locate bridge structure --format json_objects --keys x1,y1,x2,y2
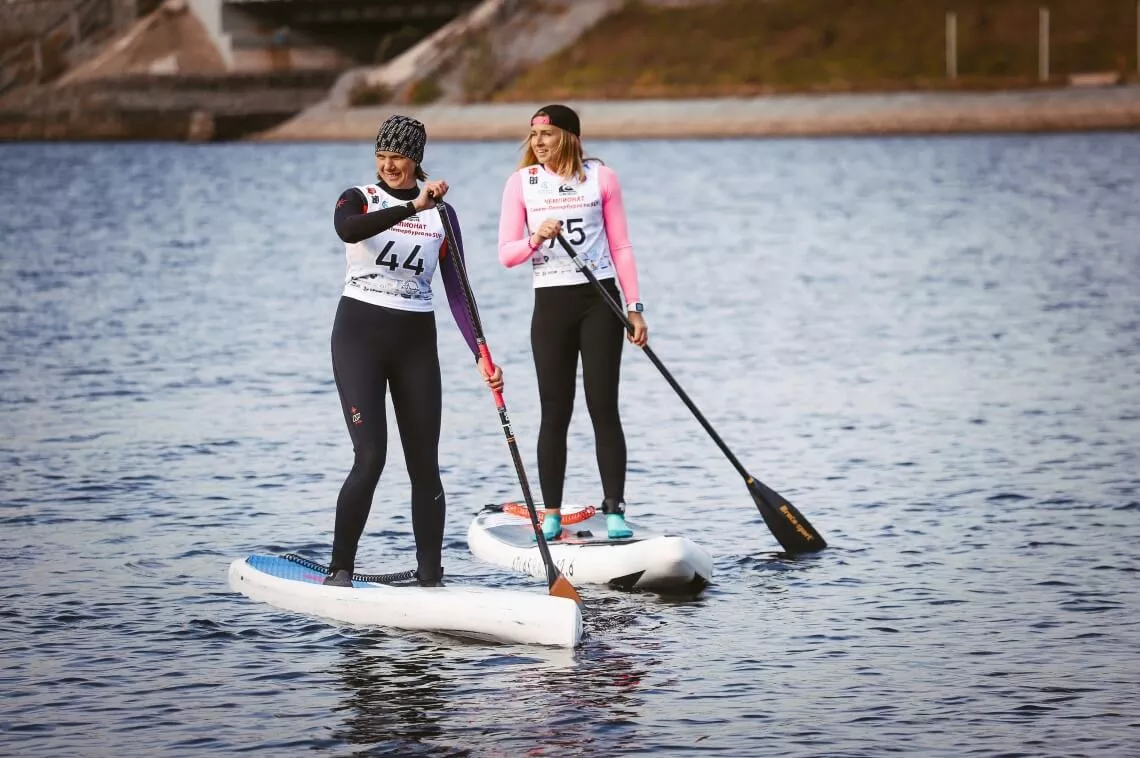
[
  {"x1": 0, "y1": 0, "x2": 495, "y2": 142},
  {"x1": 0, "y1": 0, "x2": 483, "y2": 92},
  {"x1": 219, "y1": 0, "x2": 481, "y2": 71}
]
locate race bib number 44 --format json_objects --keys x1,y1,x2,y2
[{"x1": 373, "y1": 239, "x2": 425, "y2": 275}]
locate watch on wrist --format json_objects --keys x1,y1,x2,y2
[{"x1": 628, "y1": 301, "x2": 644, "y2": 313}]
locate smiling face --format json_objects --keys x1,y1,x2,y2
[
  {"x1": 528, "y1": 125, "x2": 562, "y2": 166},
  {"x1": 374, "y1": 151, "x2": 417, "y2": 189}
]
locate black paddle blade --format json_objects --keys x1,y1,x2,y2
[{"x1": 747, "y1": 477, "x2": 827, "y2": 554}]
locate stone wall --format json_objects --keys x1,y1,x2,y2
[{"x1": 0, "y1": 0, "x2": 151, "y2": 93}]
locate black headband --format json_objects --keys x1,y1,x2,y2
[{"x1": 531, "y1": 104, "x2": 580, "y2": 137}]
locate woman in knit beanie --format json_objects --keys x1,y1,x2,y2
[{"x1": 323, "y1": 114, "x2": 502, "y2": 587}]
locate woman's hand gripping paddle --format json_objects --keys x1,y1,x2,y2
[
  {"x1": 436, "y1": 204, "x2": 581, "y2": 604},
  {"x1": 554, "y1": 233, "x2": 827, "y2": 555}
]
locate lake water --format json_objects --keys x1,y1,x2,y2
[{"x1": 1, "y1": 132, "x2": 1138, "y2": 757}]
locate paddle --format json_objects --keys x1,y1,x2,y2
[
  {"x1": 435, "y1": 201, "x2": 582, "y2": 604},
  {"x1": 553, "y1": 233, "x2": 827, "y2": 555}
]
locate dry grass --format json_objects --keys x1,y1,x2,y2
[{"x1": 495, "y1": 0, "x2": 1139, "y2": 101}]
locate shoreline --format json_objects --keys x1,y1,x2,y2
[{"x1": 255, "y1": 85, "x2": 1140, "y2": 142}]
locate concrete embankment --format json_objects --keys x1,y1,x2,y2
[{"x1": 255, "y1": 85, "x2": 1140, "y2": 143}]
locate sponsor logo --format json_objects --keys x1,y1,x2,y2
[
  {"x1": 350, "y1": 406, "x2": 363, "y2": 426},
  {"x1": 511, "y1": 555, "x2": 574, "y2": 577},
  {"x1": 558, "y1": 184, "x2": 576, "y2": 194},
  {"x1": 528, "y1": 167, "x2": 539, "y2": 175},
  {"x1": 780, "y1": 503, "x2": 817, "y2": 541},
  {"x1": 529, "y1": 176, "x2": 538, "y2": 185}
]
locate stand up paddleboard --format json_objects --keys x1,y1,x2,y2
[
  {"x1": 468, "y1": 503, "x2": 714, "y2": 592},
  {"x1": 228, "y1": 554, "x2": 583, "y2": 648}
]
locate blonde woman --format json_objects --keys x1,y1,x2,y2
[{"x1": 497, "y1": 104, "x2": 648, "y2": 542}]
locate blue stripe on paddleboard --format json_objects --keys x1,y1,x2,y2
[{"x1": 245, "y1": 555, "x2": 376, "y2": 588}]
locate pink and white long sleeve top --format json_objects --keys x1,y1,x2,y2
[{"x1": 497, "y1": 160, "x2": 641, "y2": 304}]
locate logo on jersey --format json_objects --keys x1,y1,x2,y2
[
  {"x1": 558, "y1": 184, "x2": 576, "y2": 194},
  {"x1": 350, "y1": 406, "x2": 363, "y2": 426}
]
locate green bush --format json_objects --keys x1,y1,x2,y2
[
  {"x1": 348, "y1": 80, "x2": 391, "y2": 106},
  {"x1": 407, "y1": 77, "x2": 442, "y2": 104}
]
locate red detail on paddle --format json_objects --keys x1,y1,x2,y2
[{"x1": 478, "y1": 343, "x2": 503, "y2": 408}]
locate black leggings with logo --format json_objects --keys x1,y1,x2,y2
[
  {"x1": 531, "y1": 278, "x2": 626, "y2": 510},
  {"x1": 329, "y1": 295, "x2": 445, "y2": 579}
]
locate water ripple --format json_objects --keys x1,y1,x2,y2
[{"x1": 2, "y1": 135, "x2": 1139, "y2": 756}]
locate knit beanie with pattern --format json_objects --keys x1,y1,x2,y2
[{"x1": 374, "y1": 114, "x2": 427, "y2": 164}]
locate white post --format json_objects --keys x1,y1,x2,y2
[
  {"x1": 1039, "y1": 7, "x2": 1050, "y2": 82},
  {"x1": 946, "y1": 11, "x2": 957, "y2": 80}
]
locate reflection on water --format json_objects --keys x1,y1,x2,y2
[
  {"x1": 325, "y1": 631, "x2": 653, "y2": 757},
  {"x1": 333, "y1": 641, "x2": 460, "y2": 756}
]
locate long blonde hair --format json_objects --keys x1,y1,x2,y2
[{"x1": 517, "y1": 128, "x2": 600, "y2": 182}]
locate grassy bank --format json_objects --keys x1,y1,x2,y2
[{"x1": 495, "y1": 0, "x2": 1139, "y2": 101}]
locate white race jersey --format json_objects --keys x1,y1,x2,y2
[
  {"x1": 520, "y1": 161, "x2": 615, "y2": 288},
  {"x1": 342, "y1": 184, "x2": 445, "y2": 312}
]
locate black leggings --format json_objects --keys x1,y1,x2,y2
[
  {"x1": 531, "y1": 279, "x2": 626, "y2": 510},
  {"x1": 329, "y1": 296, "x2": 444, "y2": 577}
]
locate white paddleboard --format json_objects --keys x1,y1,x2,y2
[
  {"x1": 467, "y1": 503, "x2": 714, "y2": 592},
  {"x1": 228, "y1": 554, "x2": 582, "y2": 648}
]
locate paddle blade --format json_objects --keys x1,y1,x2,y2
[
  {"x1": 747, "y1": 477, "x2": 828, "y2": 554},
  {"x1": 549, "y1": 572, "x2": 582, "y2": 605}
]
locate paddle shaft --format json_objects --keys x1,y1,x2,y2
[
  {"x1": 482, "y1": 362, "x2": 562, "y2": 588},
  {"x1": 553, "y1": 234, "x2": 750, "y2": 477},
  {"x1": 436, "y1": 203, "x2": 572, "y2": 592},
  {"x1": 553, "y1": 233, "x2": 826, "y2": 553}
]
